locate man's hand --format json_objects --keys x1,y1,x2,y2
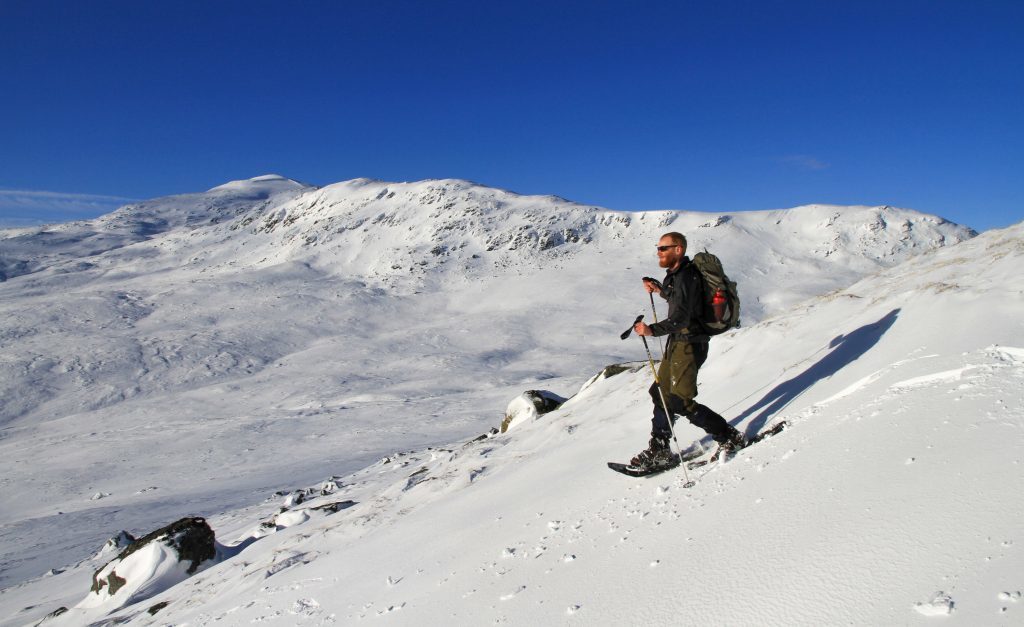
[
  {"x1": 642, "y1": 278, "x2": 661, "y2": 295},
  {"x1": 634, "y1": 321, "x2": 654, "y2": 336}
]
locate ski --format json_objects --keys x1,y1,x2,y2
[{"x1": 687, "y1": 421, "x2": 788, "y2": 469}]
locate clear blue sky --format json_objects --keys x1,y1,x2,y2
[{"x1": 1, "y1": 0, "x2": 1021, "y2": 231}]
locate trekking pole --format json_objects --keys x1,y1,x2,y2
[
  {"x1": 622, "y1": 315, "x2": 696, "y2": 488},
  {"x1": 642, "y1": 277, "x2": 665, "y2": 357},
  {"x1": 648, "y1": 293, "x2": 666, "y2": 357}
]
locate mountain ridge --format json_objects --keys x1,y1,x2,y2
[{"x1": 2, "y1": 176, "x2": 975, "y2": 288}]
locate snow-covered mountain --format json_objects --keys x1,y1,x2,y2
[
  {"x1": 0, "y1": 175, "x2": 309, "y2": 282},
  {"x1": 3, "y1": 175, "x2": 971, "y2": 298},
  {"x1": 0, "y1": 176, "x2": 997, "y2": 625},
  {"x1": 0, "y1": 177, "x2": 974, "y2": 429}
]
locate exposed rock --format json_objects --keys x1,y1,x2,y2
[
  {"x1": 310, "y1": 500, "x2": 358, "y2": 514},
  {"x1": 466, "y1": 427, "x2": 499, "y2": 444},
  {"x1": 595, "y1": 363, "x2": 637, "y2": 379},
  {"x1": 501, "y1": 390, "x2": 568, "y2": 433},
  {"x1": 575, "y1": 362, "x2": 646, "y2": 397},
  {"x1": 90, "y1": 517, "x2": 216, "y2": 597},
  {"x1": 94, "y1": 530, "x2": 136, "y2": 560},
  {"x1": 148, "y1": 601, "x2": 170, "y2": 615},
  {"x1": 108, "y1": 530, "x2": 137, "y2": 548}
]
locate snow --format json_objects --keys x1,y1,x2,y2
[
  {"x1": 0, "y1": 177, "x2": 1019, "y2": 625},
  {"x1": 206, "y1": 174, "x2": 308, "y2": 195},
  {"x1": 915, "y1": 592, "x2": 956, "y2": 616},
  {"x1": 76, "y1": 542, "x2": 194, "y2": 612}
]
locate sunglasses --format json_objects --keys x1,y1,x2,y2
[{"x1": 656, "y1": 245, "x2": 679, "y2": 252}]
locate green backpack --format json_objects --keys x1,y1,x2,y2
[{"x1": 691, "y1": 250, "x2": 740, "y2": 335}]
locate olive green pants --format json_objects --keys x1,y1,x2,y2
[
  {"x1": 648, "y1": 339, "x2": 729, "y2": 439},
  {"x1": 656, "y1": 339, "x2": 704, "y2": 412}
]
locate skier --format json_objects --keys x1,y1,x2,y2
[{"x1": 630, "y1": 232, "x2": 747, "y2": 470}]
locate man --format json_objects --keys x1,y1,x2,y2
[{"x1": 630, "y1": 232, "x2": 746, "y2": 469}]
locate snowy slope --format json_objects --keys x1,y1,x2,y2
[
  {"x1": 17, "y1": 220, "x2": 1022, "y2": 626},
  {"x1": 0, "y1": 177, "x2": 983, "y2": 624}
]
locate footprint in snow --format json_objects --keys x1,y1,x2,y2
[
  {"x1": 291, "y1": 598, "x2": 321, "y2": 616},
  {"x1": 376, "y1": 603, "x2": 405, "y2": 615},
  {"x1": 914, "y1": 591, "x2": 954, "y2": 616},
  {"x1": 500, "y1": 585, "x2": 526, "y2": 601}
]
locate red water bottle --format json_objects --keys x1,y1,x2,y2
[{"x1": 711, "y1": 289, "x2": 727, "y2": 322}]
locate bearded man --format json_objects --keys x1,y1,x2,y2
[{"x1": 630, "y1": 232, "x2": 746, "y2": 469}]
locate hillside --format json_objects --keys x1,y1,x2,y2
[
  {"x1": 0, "y1": 177, "x2": 987, "y2": 624},
  {"x1": 12, "y1": 219, "x2": 1022, "y2": 626}
]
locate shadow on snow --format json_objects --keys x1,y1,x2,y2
[{"x1": 733, "y1": 308, "x2": 901, "y2": 435}]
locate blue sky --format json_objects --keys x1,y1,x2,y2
[{"x1": 1, "y1": 0, "x2": 1021, "y2": 231}]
